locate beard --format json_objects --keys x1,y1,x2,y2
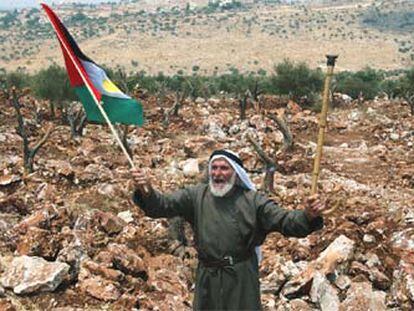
[{"x1": 209, "y1": 172, "x2": 236, "y2": 197}]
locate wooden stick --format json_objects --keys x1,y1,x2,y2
[
  {"x1": 311, "y1": 55, "x2": 338, "y2": 195},
  {"x1": 311, "y1": 55, "x2": 339, "y2": 216}
]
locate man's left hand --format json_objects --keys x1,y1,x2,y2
[{"x1": 304, "y1": 194, "x2": 325, "y2": 220}]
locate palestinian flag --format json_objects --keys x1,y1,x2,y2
[{"x1": 41, "y1": 3, "x2": 143, "y2": 126}]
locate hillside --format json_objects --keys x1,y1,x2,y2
[
  {"x1": 0, "y1": 0, "x2": 413, "y2": 75},
  {"x1": 0, "y1": 90, "x2": 413, "y2": 309}
]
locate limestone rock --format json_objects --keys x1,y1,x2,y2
[
  {"x1": 181, "y1": 158, "x2": 200, "y2": 177},
  {"x1": 310, "y1": 271, "x2": 340, "y2": 311},
  {"x1": 282, "y1": 235, "x2": 355, "y2": 298},
  {"x1": 78, "y1": 275, "x2": 121, "y2": 302},
  {"x1": 1, "y1": 256, "x2": 69, "y2": 294},
  {"x1": 340, "y1": 281, "x2": 386, "y2": 310}
]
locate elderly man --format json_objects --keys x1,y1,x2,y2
[{"x1": 131, "y1": 149, "x2": 325, "y2": 310}]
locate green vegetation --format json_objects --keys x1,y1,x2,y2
[
  {"x1": 2, "y1": 63, "x2": 414, "y2": 113},
  {"x1": 269, "y1": 59, "x2": 324, "y2": 103},
  {"x1": 362, "y1": 7, "x2": 414, "y2": 33},
  {"x1": 335, "y1": 67, "x2": 383, "y2": 100},
  {"x1": 0, "y1": 9, "x2": 19, "y2": 29},
  {"x1": 30, "y1": 65, "x2": 76, "y2": 103}
]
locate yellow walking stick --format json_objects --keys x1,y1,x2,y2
[{"x1": 311, "y1": 55, "x2": 338, "y2": 215}]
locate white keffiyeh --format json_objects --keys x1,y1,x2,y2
[{"x1": 208, "y1": 150, "x2": 262, "y2": 264}]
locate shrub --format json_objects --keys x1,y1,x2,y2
[
  {"x1": 336, "y1": 67, "x2": 383, "y2": 100},
  {"x1": 269, "y1": 59, "x2": 324, "y2": 103},
  {"x1": 31, "y1": 65, "x2": 76, "y2": 102}
]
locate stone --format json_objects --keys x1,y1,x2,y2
[
  {"x1": 365, "y1": 252, "x2": 381, "y2": 268},
  {"x1": 389, "y1": 260, "x2": 414, "y2": 307},
  {"x1": 82, "y1": 260, "x2": 125, "y2": 282},
  {"x1": 95, "y1": 211, "x2": 126, "y2": 235},
  {"x1": 78, "y1": 275, "x2": 121, "y2": 302},
  {"x1": 1, "y1": 256, "x2": 69, "y2": 294},
  {"x1": 117, "y1": 210, "x2": 134, "y2": 223},
  {"x1": 369, "y1": 268, "x2": 391, "y2": 290},
  {"x1": 282, "y1": 235, "x2": 355, "y2": 298},
  {"x1": 16, "y1": 227, "x2": 59, "y2": 259},
  {"x1": 310, "y1": 271, "x2": 340, "y2": 311},
  {"x1": 390, "y1": 133, "x2": 400, "y2": 141},
  {"x1": 348, "y1": 111, "x2": 361, "y2": 121},
  {"x1": 363, "y1": 234, "x2": 376, "y2": 244},
  {"x1": 97, "y1": 183, "x2": 116, "y2": 197},
  {"x1": 289, "y1": 299, "x2": 313, "y2": 310},
  {"x1": 56, "y1": 238, "x2": 87, "y2": 283},
  {"x1": 206, "y1": 122, "x2": 226, "y2": 139},
  {"x1": 335, "y1": 274, "x2": 351, "y2": 291},
  {"x1": 316, "y1": 235, "x2": 355, "y2": 274},
  {"x1": 106, "y1": 243, "x2": 148, "y2": 279},
  {"x1": 0, "y1": 174, "x2": 21, "y2": 186},
  {"x1": 0, "y1": 299, "x2": 16, "y2": 311},
  {"x1": 181, "y1": 158, "x2": 200, "y2": 177},
  {"x1": 340, "y1": 281, "x2": 386, "y2": 310}
]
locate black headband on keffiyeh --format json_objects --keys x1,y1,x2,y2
[
  {"x1": 208, "y1": 149, "x2": 255, "y2": 191},
  {"x1": 209, "y1": 149, "x2": 244, "y2": 169}
]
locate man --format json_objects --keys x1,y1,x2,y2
[{"x1": 131, "y1": 149, "x2": 325, "y2": 310}]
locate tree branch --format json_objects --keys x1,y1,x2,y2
[
  {"x1": 266, "y1": 113, "x2": 293, "y2": 151},
  {"x1": 246, "y1": 133, "x2": 277, "y2": 193}
]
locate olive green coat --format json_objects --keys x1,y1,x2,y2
[{"x1": 133, "y1": 183, "x2": 323, "y2": 310}]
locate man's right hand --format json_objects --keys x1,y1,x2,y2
[{"x1": 131, "y1": 167, "x2": 153, "y2": 196}]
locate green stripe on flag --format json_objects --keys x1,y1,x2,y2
[{"x1": 75, "y1": 86, "x2": 144, "y2": 126}]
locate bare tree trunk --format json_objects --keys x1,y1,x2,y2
[
  {"x1": 163, "y1": 89, "x2": 187, "y2": 127},
  {"x1": 267, "y1": 113, "x2": 293, "y2": 151},
  {"x1": 9, "y1": 88, "x2": 54, "y2": 173},
  {"x1": 246, "y1": 133, "x2": 277, "y2": 193},
  {"x1": 116, "y1": 124, "x2": 132, "y2": 158},
  {"x1": 251, "y1": 79, "x2": 262, "y2": 101},
  {"x1": 155, "y1": 81, "x2": 167, "y2": 107},
  {"x1": 239, "y1": 96, "x2": 247, "y2": 120},
  {"x1": 239, "y1": 89, "x2": 253, "y2": 120},
  {"x1": 405, "y1": 93, "x2": 414, "y2": 116},
  {"x1": 68, "y1": 102, "x2": 87, "y2": 139},
  {"x1": 49, "y1": 100, "x2": 55, "y2": 119}
]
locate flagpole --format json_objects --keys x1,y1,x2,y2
[{"x1": 42, "y1": 3, "x2": 135, "y2": 168}]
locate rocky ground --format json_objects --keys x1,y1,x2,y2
[{"x1": 0, "y1": 93, "x2": 413, "y2": 310}]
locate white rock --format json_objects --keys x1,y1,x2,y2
[
  {"x1": 182, "y1": 158, "x2": 199, "y2": 177},
  {"x1": 1, "y1": 256, "x2": 70, "y2": 294},
  {"x1": 195, "y1": 97, "x2": 205, "y2": 104},
  {"x1": 117, "y1": 210, "x2": 134, "y2": 223},
  {"x1": 229, "y1": 125, "x2": 240, "y2": 135},
  {"x1": 365, "y1": 253, "x2": 381, "y2": 268},
  {"x1": 207, "y1": 122, "x2": 226, "y2": 139},
  {"x1": 390, "y1": 133, "x2": 399, "y2": 141},
  {"x1": 310, "y1": 271, "x2": 340, "y2": 311},
  {"x1": 199, "y1": 107, "x2": 210, "y2": 116},
  {"x1": 97, "y1": 183, "x2": 116, "y2": 197},
  {"x1": 363, "y1": 234, "x2": 376, "y2": 244},
  {"x1": 348, "y1": 111, "x2": 361, "y2": 121}
]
